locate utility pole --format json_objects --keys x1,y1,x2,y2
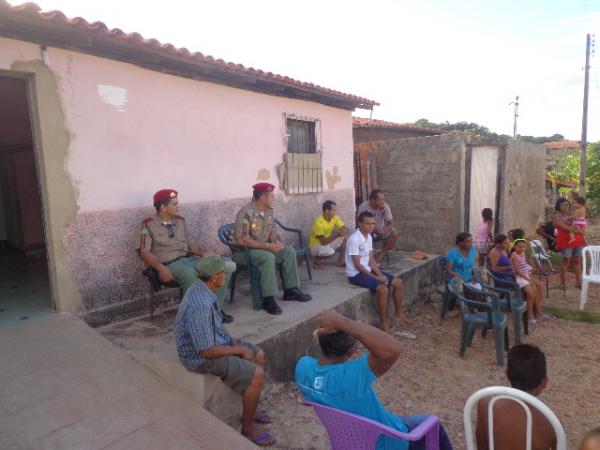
[
  {"x1": 580, "y1": 34, "x2": 591, "y2": 196},
  {"x1": 509, "y1": 95, "x2": 519, "y2": 139}
]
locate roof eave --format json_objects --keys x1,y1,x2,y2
[{"x1": 0, "y1": 10, "x2": 377, "y2": 110}]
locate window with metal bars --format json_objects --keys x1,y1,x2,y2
[{"x1": 283, "y1": 117, "x2": 323, "y2": 194}]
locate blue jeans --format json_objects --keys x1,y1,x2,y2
[{"x1": 403, "y1": 414, "x2": 454, "y2": 450}]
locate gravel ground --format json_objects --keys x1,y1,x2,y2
[{"x1": 255, "y1": 282, "x2": 600, "y2": 450}]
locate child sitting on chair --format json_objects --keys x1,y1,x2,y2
[
  {"x1": 568, "y1": 196, "x2": 587, "y2": 244},
  {"x1": 476, "y1": 345, "x2": 558, "y2": 450}
]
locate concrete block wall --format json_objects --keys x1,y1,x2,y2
[{"x1": 375, "y1": 135, "x2": 467, "y2": 254}]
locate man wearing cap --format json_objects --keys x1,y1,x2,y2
[
  {"x1": 233, "y1": 182, "x2": 311, "y2": 315},
  {"x1": 136, "y1": 189, "x2": 234, "y2": 322},
  {"x1": 173, "y1": 256, "x2": 276, "y2": 447}
]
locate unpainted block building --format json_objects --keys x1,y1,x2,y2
[{"x1": 354, "y1": 134, "x2": 546, "y2": 254}]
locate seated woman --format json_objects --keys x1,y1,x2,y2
[
  {"x1": 447, "y1": 232, "x2": 480, "y2": 289},
  {"x1": 487, "y1": 234, "x2": 516, "y2": 281},
  {"x1": 511, "y1": 238, "x2": 551, "y2": 327}
]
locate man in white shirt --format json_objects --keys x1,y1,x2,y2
[{"x1": 346, "y1": 211, "x2": 415, "y2": 339}]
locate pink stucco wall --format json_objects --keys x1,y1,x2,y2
[
  {"x1": 0, "y1": 38, "x2": 354, "y2": 212},
  {"x1": 0, "y1": 37, "x2": 357, "y2": 321}
]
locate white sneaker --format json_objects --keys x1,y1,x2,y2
[{"x1": 397, "y1": 330, "x2": 417, "y2": 340}]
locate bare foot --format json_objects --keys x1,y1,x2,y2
[
  {"x1": 395, "y1": 315, "x2": 414, "y2": 326},
  {"x1": 313, "y1": 261, "x2": 323, "y2": 269}
]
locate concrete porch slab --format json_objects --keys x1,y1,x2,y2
[
  {"x1": 0, "y1": 314, "x2": 257, "y2": 450},
  {"x1": 99, "y1": 251, "x2": 441, "y2": 421}
]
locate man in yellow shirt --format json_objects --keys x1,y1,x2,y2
[{"x1": 309, "y1": 200, "x2": 348, "y2": 268}]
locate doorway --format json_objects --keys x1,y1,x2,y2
[
  {"x1": 0, "y1": 74, "x2": 53, "y2": 329},
  {"x1": 468, "y1": 146, "x2": 499, "y2": 233}
]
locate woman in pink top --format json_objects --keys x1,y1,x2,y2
[{"x1": 474, "y1": 208, "x2": 494, "y2": 265}]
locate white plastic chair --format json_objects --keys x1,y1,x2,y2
[
  {"x1": 463, "y1": 386, "x2": 566, "y2": 450},
  {"x1": 581, "y1": 246, "x2": 600, "y2": 310},
  {"x1": 530, "y1": 240, "x2": 555, "y2": 272}
]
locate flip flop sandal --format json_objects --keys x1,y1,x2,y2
[
  {"x1": 249, "y1": 432, "x2": 276, "y2": 447},
  {"x1": 254, "y1": 411, "x2": 273, "y2": 424}
]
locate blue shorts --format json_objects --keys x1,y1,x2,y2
[
  {"x1": 348, "y1": 271, "x2": 395, "y2": 292},
  {"x1": 560, "y1": 246, "x2": 583, "y2": 257}
]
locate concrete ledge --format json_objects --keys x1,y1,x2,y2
[{"x1": 100, "y1": 251, "x2": 441, "y2": 422}]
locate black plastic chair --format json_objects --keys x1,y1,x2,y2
[
  {"x1": 274, "y1": 218, "x2": 312, "y2": 281},
  {"x1": 141, "y1": 266, "x2": 183, "y2": 319},
  {"x1": 372, "y1": 234, "x2": 391, "y2": 265}
]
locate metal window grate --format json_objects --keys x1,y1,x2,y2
[
  {"x1": 287, "y1": 119, "x2": 316, "y2": 154},
  {"x1": 284, "y1": 153, "x2": 323, "y2": 194}
]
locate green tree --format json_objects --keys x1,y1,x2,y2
[{"x1": 549, "y1": 141, "x2": 600, "y2": 215}]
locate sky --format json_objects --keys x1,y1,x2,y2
[{"x1": 9, "y1": 0, "x2": 600, "y2": 141}]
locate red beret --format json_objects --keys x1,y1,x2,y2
[
  {"x1": 252, "y1": 182, "x2": 275, "y2": 193},
  {"x1": 153, "y1": 189, "x2": 178, "y2": 204}
]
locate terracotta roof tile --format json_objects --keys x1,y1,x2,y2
[
  {"x1": 0, "y1": 1, "x2": 378, "y2": 109},
  {"x1": 544, "y1": 140, "x2": 580, "y2": 150},
  {"x1": 352, "y1": 117, "x2": 445, "y2": 134}
]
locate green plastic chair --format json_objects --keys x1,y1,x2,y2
[
  {"x1": 473, "y1": 265, "x2": 528, "y2": 344},
  {"x1": 274, "y1": 218, "x2": 312, "y2": 281},
  {"x1": 217, "y1": 223, "x2": 262, "y2": 311},
  {"x1": 447, "y1": 278, "x2": 509, "y2": 367},
  {"x1": 436, "y1": 256, "x2": 456, "y2": 319}
]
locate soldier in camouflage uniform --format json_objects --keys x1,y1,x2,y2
[{"x1": 233, "y1": 183, "x2": 311, "y2": 315}]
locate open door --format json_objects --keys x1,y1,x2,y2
[
  {"x1": 0, "y1": 74, "x2": 53, "y2": 329},
  {"x1": 468, "y1": 146, "x2": 499, "y2": 233}
]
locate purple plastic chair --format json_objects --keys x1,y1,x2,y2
[{"x1": 303, "y1": 401, "x2": 440, "y2": 450}]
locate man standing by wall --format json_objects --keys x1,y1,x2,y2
[
  {"x1": 136, "y1": 189, "x2": 233, "y2": 322},
  {"x1": 233, "y1": 183, "x2": 311, "y2": 315},
  {"x1": 357, "y1": 189, "x2": 401, "y2": 265}
]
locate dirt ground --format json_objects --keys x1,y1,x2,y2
[{"x1": 254, "y1": 237, "x2": 600, "y2": 450}]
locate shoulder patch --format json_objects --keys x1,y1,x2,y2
[{"x1": 140, "y1": 227, "x2": 149, "y2": 235}]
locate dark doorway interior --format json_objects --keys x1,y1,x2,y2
[{"x1": 0, "y1": 75, "x2": 52, "y2": 329}]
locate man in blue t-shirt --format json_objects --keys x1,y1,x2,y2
[{"x1": 295, "y1": 311, "x2": 454, "y2": 450}]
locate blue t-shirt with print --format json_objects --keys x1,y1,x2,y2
[
  {"x1": 447, "y1": 247, "x2": 477, "y2": 283},
  {"x1": 295, "y1": 354, "x2": 409, "y2": 450}
]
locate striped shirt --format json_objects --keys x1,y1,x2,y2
[
  {"x1": 512, "y1": 252, "x2": 529, "y2": 278},
  {"x1": 173, "y1": 280, "x2": 232, "y2": 371}
]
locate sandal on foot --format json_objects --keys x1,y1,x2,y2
[
  {"x1": 537, "y1": 314, "x2": 554, "y2": 322},
  {"x1": 396, "y1": 330, "x2": 417, "y2": 340},
  {"x1": 254, "y1": 411, "x2": 273, "y2": 424},
  {"x1": 248, "y1": 432, "x2": 276, "y2": 447}
]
